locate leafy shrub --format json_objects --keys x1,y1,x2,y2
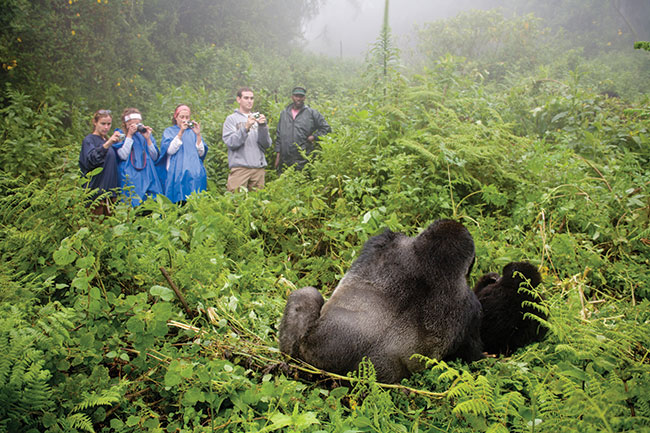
[{"x1": 0, "y1": 84, "x2": 72, "y2": 180}]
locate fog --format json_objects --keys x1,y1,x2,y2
[
  {"x1": 303, "y1": 0, "x2": 650, "y2": 58},
  {"x1": 303, "y1": 0, "x2": 497, "y2": 58}
]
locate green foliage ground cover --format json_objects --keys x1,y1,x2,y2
[{"x1": 1, "y1": 6, "x2": 650, "y2": 433}]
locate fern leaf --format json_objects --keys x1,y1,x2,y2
[
  {"x1": 0, "y1": 332, "x2": 10, "y2": 387},
  {"x1": 486, "y1": 423, "x2": 509, "y2": 433},
  {"x1": 66, "y1": 413, "x2": 96, "y2": 433},
  {"x1": 453, "y1": 397, "x2": 490, "y2": 416},
  {"x1": 73, "y1": 383, "x2": 125, "y2": 412}
]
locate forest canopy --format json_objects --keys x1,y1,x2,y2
[{"x1": 0, "y1": 0, "x2": 323, "y2": 107}]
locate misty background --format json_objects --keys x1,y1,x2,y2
[
  {"x1": 304, "y1": 0, "x2": 488, "y2": 57},
  {"x1": 1, "y1": 0, "x2": 648, "y2": 110},
  {"x1": 303, "y1": 0, "x2": 650, "y2": 58}
]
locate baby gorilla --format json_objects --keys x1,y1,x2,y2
[
  {"x1": 278, "y1": 219, "x2": 484, "y2": 383},
  {"x1": 474, "y1": 261, "x2": 548, "y2": 356}
]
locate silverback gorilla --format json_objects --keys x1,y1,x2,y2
[
  {"x1": 473, "y1": 261, "x2": 547, "y2": 356},
  {"x1": 278, "y1": 219, "x2": 485, "y2": 383}
]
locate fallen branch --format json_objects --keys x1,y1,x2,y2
[{"x1": 159, "y1": 266, "x2": 193, "y2": 317}]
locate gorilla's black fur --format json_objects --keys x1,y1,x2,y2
[
  {"x1": 278, "y1": 221, "x2": 549, "y2": 383},
  {"x1": 278, "y1": 219, "x2": 484, "y2": 383},
  {"x1": 474, "y1": 261, "x2": 547, "y2": 356}
]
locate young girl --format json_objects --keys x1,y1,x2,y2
[
  {"x1": 78, "y1": 109, "x2": 121, "y2": 215},
  {"x1": 157, "y1": 104, "x2": 208, "y2": 203},
  {"x1": 113, "y1": 108, "x2": 163, "y2": 207}
]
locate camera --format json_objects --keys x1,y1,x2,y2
[
  {"x1": 136, "y1": 123, "x2": 147, "y2": 134},
  {"x1": 186, "y1": 120, "x2": 196, "y2": 128},
  {"x1": 117, "y1": 133, "x2": 126, "y2": 141},
  {"x1": 251, "y1": 112, "x2": 260, "y2": 119}
]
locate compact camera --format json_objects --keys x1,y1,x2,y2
[
  {"x1": 186, "y1": 120, "x2": 196, "y2": 128},
  {"x1": 136, "y1": 123, "x2": 147, "y2": 134},
  {"x1": 251, "y1": 112, "x2": 260, "y2": 119},
  {"x1": 117, "y1": 133, "x2": 126, "y2": 141}
]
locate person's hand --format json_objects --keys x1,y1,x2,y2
[
  {"x1": 245, "y1": 115, "x2": 256, "y2": 131},
  {"x1": 103, "y1": 131, "x2": 122, "y2": 148},
  {"x1": 192, "y1": 121, "x2": 201, "y2": 135},
  {"x1": 256, "y1": 114, "x2": 267, "y2": 125},
  {"x1": 307, "y1": 135, "x2": 315, "y2": 142},
  {"x1": 126, "y1": 123, "x2": 138, "y2": 138},
  {"x1": 143, "y1": 125, "x2": 153, "y2": 140}
]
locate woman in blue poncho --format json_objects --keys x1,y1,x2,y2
[
  {"x1": 157, "y1": 104, "x2": 208, "y2": 204},
  {"x1": 113, "y1": 107, "x2": 163, "y2": 207}
]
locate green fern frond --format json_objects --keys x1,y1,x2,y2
[
  {"x1": 355, "y1": 358, "x2": 378, "y2": 383},
  {"x1": 405, "y1": 89, "x2": 445, "y2": 105},
  {"x1": 73, "y1": 383, "x2": 126, "y2": 411},
  {"x1": 0, "y1": 332, "x2": 10, "y2": 387},
  {"x1": 448, "y1": 371, "x2": 479, "y2": 399},
  {"x1": 486, "y1": 423, "x2": 509, "y2": 433},
  {"x1": 521, "y1": 299, "x2": 549, "y2": 315},
  {"x1": 439, "y1": 366, "x2": 462, "y2": 382},
  {"x1": 453, "y1": 397, "x2": 490, "y2": 416},
  {"x1": 557, "y1": 374, "x2": 615, "y2": 432},
  {"x1": 65, "y1": 413, "x2": 95, "y2": 433},
  {"x1": 475, "y1": 375, "x2": 495, "y2": 405},
  {"x1": 522, "y1": 311, "x2": 550, "y2": 331},
  {"x1": 35, "y1": 303, "x2": 75, "y2": 343},
  {"x1": 448, "y1": 381, "x2": 473, "y2": 399},
  {"x1": 396, "y1": 138, "x2": 439, "y2": 168},
  {"x1": 493, "y1": 391, "x2": 525, "y2": 421},
  {"x1": 635, "y1": 396, "x2": 650, "y2": 418},
  {"x1": 536, "y1": 391, "x2": 562, "y2": 421},
  {"x1": 555, "y1": 344, "x2": 579, "y2": 357}
]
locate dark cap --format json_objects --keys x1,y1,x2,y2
[{"x1": 292, "y1": 86, "x2": 307, "y2": 96}]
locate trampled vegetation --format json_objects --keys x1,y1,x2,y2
[{"x1": 1, "y1": 1, "x2": 649, "y2": 432}]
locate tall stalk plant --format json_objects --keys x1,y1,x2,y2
[{"x1": 364, "y1": 0, "x2": 404, "y2": 100}]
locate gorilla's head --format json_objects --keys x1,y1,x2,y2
[{"x1": 413, "y1": 219, "x2": 475, "y2": 280}]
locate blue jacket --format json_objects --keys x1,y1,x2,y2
[{"x1": 157, "y1": 125, "x2": 208, "y2": 203}]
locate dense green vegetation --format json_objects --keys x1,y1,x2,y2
[{"x1": 1, "y1": 0, "x2": 649, "y2": 432}]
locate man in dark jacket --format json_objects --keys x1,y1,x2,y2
[{"x1": 275, "y1": 86, "x2": 331, "y2": 174}]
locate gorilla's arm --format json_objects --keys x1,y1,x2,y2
[{"x1": 278, "y1": 286, "x2": 324, "y2": 358}]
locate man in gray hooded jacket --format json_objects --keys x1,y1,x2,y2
[
  {"x1": 222, "y1": 87, "x2": 272, "y2": 192},
  {"x1": 275, "y1": 86, "x2": 331, "y2": 174}
]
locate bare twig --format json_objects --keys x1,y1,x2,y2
[{"x1": 159, "y1": 266, "x2": 193, "y2": 317}]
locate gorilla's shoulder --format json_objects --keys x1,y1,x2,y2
[
  {"x1": 349, "y1": 228, "x2": 404, "y2": 271},
  {"x1": 362, "y1": 228, "x2": 401, "y2": 253},
  {"x1": 355, "y1": 219, "x2": 472, "y2": 259}
]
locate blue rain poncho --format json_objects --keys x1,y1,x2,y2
[
  {"x1": 113, "y1": 130, "x2": 164, "y2": 207},
  {"x1": 157, "y1": 125, "x2": 208, "y2": 203}
]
